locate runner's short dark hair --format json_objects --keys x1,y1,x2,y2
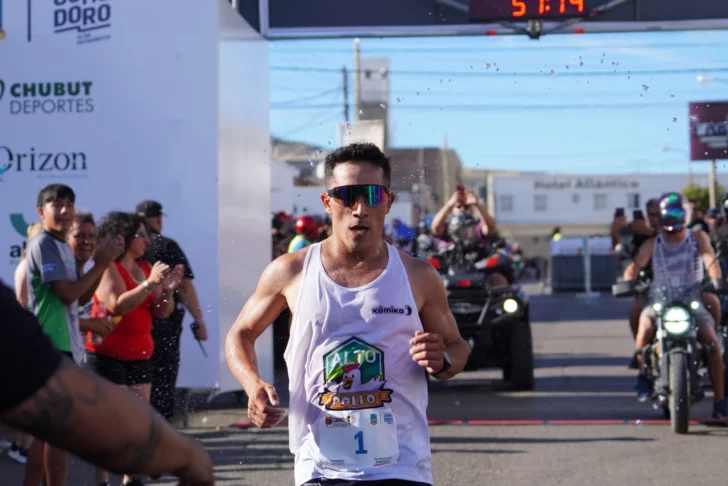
[
  {"x1": 324, "y1": 143, "x2": 391, "y2": 188},
  {"x1": 36, "y1": 184, "x2": 76, "y2": 208}
]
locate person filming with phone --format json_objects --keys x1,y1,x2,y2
[{"x1": 430, "y1": 185, "x2": 508, "y2": 287}]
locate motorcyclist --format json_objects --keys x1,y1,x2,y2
[
  {"x1": 611, "y1": 199, "x2": 660, "y2": 343},
  {"x1": 624, "y1": 192, "x2": 728, "y2": 420},
  {"x1": 287, "y1": 215, "x2": 319, "y2": 253},
  {"x1": 431, "y1": 186, "x2": 508, "y2": 287}
]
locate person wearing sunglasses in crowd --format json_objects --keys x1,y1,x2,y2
[
  {"x1": 624, "y1": 192, "x2": 728, "y2": 420},
  {"x1": 429, "y1": 185, "x2": 508, "y2": 287},
  {"x1": 226, "y1": 143, "x2": 470, "y2": 486}
]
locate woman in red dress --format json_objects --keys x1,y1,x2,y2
[{"x1": 85, "y1": 211, "x2": 183, "y2": 486}]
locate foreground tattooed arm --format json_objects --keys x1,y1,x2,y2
[{"x1": 2, "y1": 358, "x2": 214, "y2": 485}]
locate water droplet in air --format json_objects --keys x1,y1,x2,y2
[
  {"x1": 652, "y1": 403, "x2": 659, "y2": 410},
  {"x1": 359, "y1": 109, "x2": 363, "y2": 115},
  {"x1": 565, "y1": 65, "x2": 569, "y2": 69},
  {"x1": 635, "y1": 419, "x2": 642, "y2": 426},
  {"x1": 426, "y1": 88, "x2": 431, "y2": 93},
  {"x1": 416, "y1": 92, "x2": 420, "y2": 96},
  {"x1": 673, "y1": 117, "x2": 677, "y2": 122},
  {"x1": 540, "y1": 71, "x2": 544, "y2": 76},
  {"x1": 396, "y1": 97, "x2": 401, "y2": 103},
  {"x1": 580, "y1": 62, "x2": 584, "y2": 67},
  {"x1": 380, "y1": 103, "x2": 386, "y2": 108},
  {"x1": 642, "y1": 85, "x2": 649, "y2": 91},
  {"x1": 551, "y1": 70, "x2": 556, "y2": 76}
]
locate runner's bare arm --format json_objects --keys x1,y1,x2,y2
[
  {"x1": 225, "y1": 252, "x2": 304, "y2": 395},
  {"x1": 2, "y1": 358, "x2": 213, "y2": 483},
  {"x1": 409, "y1": 257, "x2": 470, "y2": 380},
  {"x1": 624, "y1": 236, "x2": 655, "y2": 280}
]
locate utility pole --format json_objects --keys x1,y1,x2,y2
[
  {"x1": 709, "y1": 159, "x2": 718, "y2": 208},
  {"x1": 440, "y1": 134, "x2": 451, "y2": 201},
  {"x1": 342, "y1": 66, "x2": 349, "y2": 122},
  {"x1": 353, "y1": 38, "x2": 361, "y2": 121}
]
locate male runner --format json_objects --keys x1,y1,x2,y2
[{"x1": 226, "y1": 143, "x2": 470, "y2": 486}]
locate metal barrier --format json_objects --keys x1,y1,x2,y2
[{"x1": 550, "y1": 237, "x2": 617, "y2": 294}]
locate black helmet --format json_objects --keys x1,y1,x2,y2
[{"x1": 448, "y1": 213, "x2": 478, "y2": 246}]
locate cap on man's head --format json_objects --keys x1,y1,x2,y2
[{"x1": 136, "y1": 200, "x2": 165, "y2": 218}]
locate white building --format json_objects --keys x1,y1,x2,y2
[{"x1": 485, "y1": 172, "x2": 728, "y2": 258}]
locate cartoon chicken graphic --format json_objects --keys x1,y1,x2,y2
[{"x1": 323, "y1": 364, "x2": 386, "y2": 395}]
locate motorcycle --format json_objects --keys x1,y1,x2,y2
[
  {"x1": 428, "y1": 241, "x2": 534, "y2": 390},
  {"x1": 612, "y1": 278, "x2": 728, "y2": 434}
]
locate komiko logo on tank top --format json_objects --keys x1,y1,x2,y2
[{"x1": 318, "y1": 337, "x2": 393, "y2": 411}]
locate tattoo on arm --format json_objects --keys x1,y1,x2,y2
[
  {"x1": 14, "y1": 359, "x2": 78, "y2": 442},
  {"x1": 126, "y1": 409, "x2": 163, "y2": 472}
]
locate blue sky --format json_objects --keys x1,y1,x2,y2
[{"x1": 268, "y1": 29, "x2": 728, "y2": 176}]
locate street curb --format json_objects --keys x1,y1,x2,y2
[{"x1": 231, "y1": 418, "x2": 728, "y2": 428}]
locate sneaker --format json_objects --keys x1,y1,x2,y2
[
  {"x1": 636, "y1": 374, "x2": 651, "y2": 402},
  {"x1": 711, "y1": 398, "x2": 728, "y2": 421},
  {"x1": 8, "y1": 443, "x2": 28, "y2": 464}
]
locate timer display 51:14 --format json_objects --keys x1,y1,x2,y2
[{"x1": 471, "y1": 0, "x2": 586, "y2": 21}]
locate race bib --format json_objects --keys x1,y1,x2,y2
[{"x1": 318, "y1": 408, "x2": 400, "y2": 470}]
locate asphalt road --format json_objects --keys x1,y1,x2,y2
[{"x1": 2, "y1": 285, "x2": 727, "y2": 485}]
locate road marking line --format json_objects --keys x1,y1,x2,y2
[{"x1": 230, "y1": 418, "x2": 715, "y2": 428}]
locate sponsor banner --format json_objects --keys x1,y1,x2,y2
[
  {"x1": 689, "y1": 101, "x2": 728, "y2": 161},
  {"x1": 0, "y1": 0, "x2": 229, "y2": 390},
  {"x1": 0, "y1": 80, "x2": 95, "y2": 116}
]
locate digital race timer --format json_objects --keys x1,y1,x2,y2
[{"x1": 471, "y1": 0, "x2": 588, "y2": 22}]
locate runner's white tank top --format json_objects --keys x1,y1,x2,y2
[{"x1": 284, "y1": 241, "x2": 433, "y2": 486}]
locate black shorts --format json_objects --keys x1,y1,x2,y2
[
  {"x1": 85, "y1": 352, "x2": 152, "y2": 386},
  {"x1": 305, "y1": 480, "x2": 431, "y2": 486}
]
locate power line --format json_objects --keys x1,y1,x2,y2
[
  {"x1": 272, "y1": 87, "x2": 342, "y2": 105},
  {"x1": 269, "y1": 101, "x2": 691, "y2": 111},
  {"x1": 270, "y1": 65, "x2": 728, "y2": 78},
  {"x1": 277, "y1": 110, "x2": 343, "y2": 138}
]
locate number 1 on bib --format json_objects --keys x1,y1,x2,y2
[{"x1": 354, "y1": 431, "x2": 368, "y2": 455}]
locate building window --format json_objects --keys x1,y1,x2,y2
[
  {"x1": 572, "y1": 193, "x2": 580, "y2": 204},
  {"x1": 499, "y1": 194, "x2": 513, "y2": 212},
  {"x1": 627, "y1": 192, "x2": 640, "y2": 210},
  {"x1": 594, "y1": 193, "x2": 608, "y2": 210},
  {"x1": 534, "y1": 194, "x2": 547, "y2": 212}
]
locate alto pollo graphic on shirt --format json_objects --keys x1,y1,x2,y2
[{"x1": 318, "y1": 337, "x2": 393, "y2": 411}]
